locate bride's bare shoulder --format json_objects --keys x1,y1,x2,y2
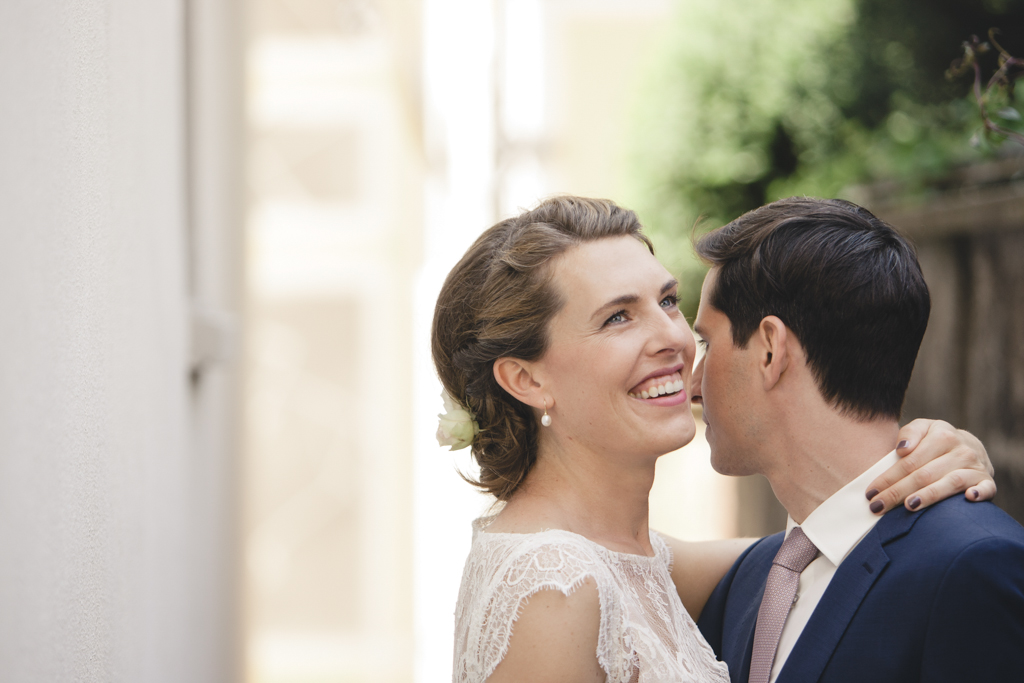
[{"x1": 485, "y1": 579, "x2": 604, "y2": 683}]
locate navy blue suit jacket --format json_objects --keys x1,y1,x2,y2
[{"x1": 697, "y1": 497, "x2": 1024, "y2": 682}]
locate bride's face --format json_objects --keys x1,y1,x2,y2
[{"x1": 534, "y1": 235, "x2": 697, "y2": 462}]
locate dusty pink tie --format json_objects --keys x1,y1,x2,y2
[{"x1": 748, "y1": 526, "x2": 819, "y2": 683}]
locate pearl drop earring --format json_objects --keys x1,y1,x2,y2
[{"x1": 541, "y1": 400, "x2": 552, "y2": 427}]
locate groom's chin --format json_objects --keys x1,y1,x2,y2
[{"x1": 708, "y1": 443, "x2": 755, "y2": 477}]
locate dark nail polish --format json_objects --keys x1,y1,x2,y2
[
  {"x1": 870, "y1": 500, "x2": 884, "y2": 514},
  {"x1": 908, "y1": 496, "x2": 921, "y2": 510},
  {"x1": 897, "y1": 439, "x2": 909, "y2": 449},
  {"x1": 865, "y1": 488, "x2": 879, "y2": 501},
  {"x1": 971, "y1": 489, "x2": 980, "y2": 500}
]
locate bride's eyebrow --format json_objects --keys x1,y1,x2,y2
[
  {"x1": 589, "y1": 293, "x2": 638, "y2": 323},
  {"x1": 590, "y1": 279, "x2": 678, "y2": 322}
]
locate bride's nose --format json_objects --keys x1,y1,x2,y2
[{"x1": 648, "y1": 309, "x2": 690, "y2": 357}]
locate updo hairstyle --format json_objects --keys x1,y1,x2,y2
[{"x1": 431, "y1": 196, "x2": 652, "y2": 501}]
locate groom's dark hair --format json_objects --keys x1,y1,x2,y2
[{"x1": 695, "y1": 196, "x2": 930, "y2": 421}]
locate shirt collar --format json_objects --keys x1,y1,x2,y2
[{"x1": 785, "y1": 450, "x2": 900, "y2": 567}]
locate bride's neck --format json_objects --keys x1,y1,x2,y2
[{"x1": 494, "y1": 443, "x2": 657, "y2": 556}]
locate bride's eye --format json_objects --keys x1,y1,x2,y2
[
  {"x1": 604, "y1": 310, "x2": 628, "y2": 326},
  {"x1": 660, "y1": 294, "x2": 679, "y2": 309}
]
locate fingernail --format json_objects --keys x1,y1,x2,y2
[
  {"x1": 897, "y1": 439, "x2": 909, "y2": 449},
  {"x1": 908, "y1": 496, "x2": 921, "y2": 510},
  {"x1": 865, "y1": 488, "x2": 879, "y2": 501},
  {"x1": 970, "y1": 488, "x2": 980, "y2": 500},
  {"x1": 870, "y1": 500, "x2": 884, "y2": 514}
]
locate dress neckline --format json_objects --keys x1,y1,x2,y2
[{"x1": 473, "y1": 515, "x2": 661, "y2": 560}]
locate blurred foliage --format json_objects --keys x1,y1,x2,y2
[
  {"x1": 949, "y1": 32, "x2": 1024, "y2": 146},
  {"x1": 626, "y1": 0, "x2": 1024, "y2": 319}
]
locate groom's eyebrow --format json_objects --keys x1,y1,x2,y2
[{"x1": 591, "y1": 279, "x2": 678, "y2": 322}]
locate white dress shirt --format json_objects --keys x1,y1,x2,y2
[{"x1": 767, "y1": 450, "x2": 900, "y2": 683}]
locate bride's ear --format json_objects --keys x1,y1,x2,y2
[{"x1": 493, "y1": 357, "x2": 545, "y2": 409}]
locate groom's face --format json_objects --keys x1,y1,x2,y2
[{"x1": 691, "y1": 268, "x2": 765, "y2": 476}]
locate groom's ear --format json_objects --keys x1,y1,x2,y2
[
  {"x1": 757, "y1": 316, "x2": 790, "y2": 391},
  {"x1": 493, "y1": 357, "x2": 544, "y2": 408}
]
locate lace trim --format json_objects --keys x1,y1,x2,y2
[{"x1": 452, "y1": 519, "x2": 730, "y2": 683}]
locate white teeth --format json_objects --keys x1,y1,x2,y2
[{"x1": 632, "y1": 375, "x2": 686, "y2": 400}]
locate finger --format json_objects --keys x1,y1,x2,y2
[
  {"x1": 868, "y1": 422, "x2": 972, "y2": 497},
  {"x1": 897, "y1": 419, "x2": 960, "y2": 461},
  {"x1": 871, "y1": 421, "x2": 957, "y2": 496},
  {"x1": 866, "y1": 420, "x2": 995, "y2": 512},
  {"x1": 953, "y1": 429, "x2": 993, "y2": 476},
  {"x1": 865, "y1": 427, "x2": 962, "y2": 504},
  {"x1": 894, "y1": 418, "x2": 947, "y2": 454},
  {"x1": 867, "y1": 456, "x2": 954, "y2": 514},
  {"x1": 901, "y1": 469, "x2": 995, "y2": 512},
  {"x1": 908, "y1": 421, "x2": 991, "y2": 477},
  {"x1": 966, "y1": 478, "x2": 998, "y2": 503},
  {"x1": 868, "y1": 443, "x2": 997, "y2": 514},
  {"x1": 865, "y1": 451, "x2": 924, "y2": 503}
]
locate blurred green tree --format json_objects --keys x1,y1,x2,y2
[{"x1": 628, "y1": 0, "x2": 1024, "y2": 317}]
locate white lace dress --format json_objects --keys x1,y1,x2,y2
[{"x1": 452, "y1": 517, "x2": 731, "y2": 683}]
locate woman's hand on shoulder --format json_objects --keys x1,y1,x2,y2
[
  {"x1": 865, "y1": 419, "x2": 997, "y2": 514},
  {"x1": 486, "y1": 580, "x2": 605, "y2": 683}
]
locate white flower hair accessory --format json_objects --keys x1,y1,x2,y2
[{"x1": 436, "y1": 389, "x2": 480, "y2": 451}]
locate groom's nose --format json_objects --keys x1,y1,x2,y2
[{"x1": 690, "y1": 356, "x2": 704, "y2": 406}]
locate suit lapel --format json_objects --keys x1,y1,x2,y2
[
  {"x1": 873, "y1": 505, "x2": 921, "y2": 545},
  {"x1": 774, "y1": 507, "x2": 922, "y2": 683}
]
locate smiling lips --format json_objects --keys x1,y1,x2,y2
[{"x1": 628, "y1": 371, "x2": 686, "y2": 400}]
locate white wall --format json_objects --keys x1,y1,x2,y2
[{"x1": 0, "y1": 2, "x2": 240, "y2": 682}]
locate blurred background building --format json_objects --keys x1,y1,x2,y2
[
  {"x1": 2, "y1": 0, "x2": 1022, "y2": 682},
  {"x1": 244, "y1": 2, "x2": 734, "y2": 682}
]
